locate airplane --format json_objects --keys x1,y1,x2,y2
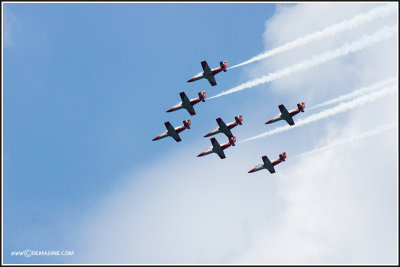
[
  {"x1": 187, "y1": 61, "x2": 228, "y2": 86},
  {"x1": 197, "y1": 136, "x2": 236, "y2": 159},
  {"x1": 265, "y1": 102, "x2": 305, "y2": 126},
  {"x1": 152, "y1": 119, "x2": 191, "y2": 142},
  {"x1": 167, "y1": 91, "x2": 206, "y2": 116},
  {"x1": 204, "y1": 115, "x2": 243, "y2": 139},
  {"x1": 248, "y1": 152, "x2": 287, "y2": 174}
]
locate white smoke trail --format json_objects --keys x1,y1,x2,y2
[
  {"x1": 307, "y1": 77, "x2": 398, "y2": 110},
  {"x1": 294, "y1": 123, "x2": 397, "y2": 159},
  {"x1": 240, "y1": 85, "x2": 397, "y2": 143},
  {"x1": 229, "y1": 3, "x2": 397, "y2": 69},
  {"x1": 209, "y1": 25, "x2": 397, "y2": 100}
]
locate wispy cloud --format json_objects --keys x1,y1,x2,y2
[
  {"x1": 240, "y1": 85, "x2": 397, "y2": 143},
  {"x1": 307, "y1": 77, "x2": 397, "y2": 110},
  {"x1": 294, "y1": 123, "x2": 397, "y2": 158},
  {"x1": 209, "y1": 25, "x2": 397, "y2": 99},
  {"x1": 229, "y1": 3, "x2": 397, "y2": 69}
]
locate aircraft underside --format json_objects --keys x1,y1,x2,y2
[{"x1": 249, "y1": 164, "x2": 264, "y2": 173}]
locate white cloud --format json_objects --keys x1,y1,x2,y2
[
  {"x1": 210, "y1": 25, "x2": 397, "y2": 99},
  {"x1": 72, "y1": 2, "x2": 398, "y2": 264},
  {"x1": 72, "y1": 142, "x2": 287, "y2": 264},
  {"x1": 295, "y1": 123, "x2": 397, "y2": 158},
  {"x1": 229, "y1": 3, "x2": 397, "y2": 69},
  {"x1": 308, "y1": 77, "x2": 397, "y2": 110}
]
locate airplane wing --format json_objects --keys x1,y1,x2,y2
[
  {"x1": 262, "y1": 155, "x2": 275, "y2": 173},
  {"x1": 216, "y1": 118, "x2": 232, "y2": 138},
  {"x1": 206, "y1": 76, "x2": 217, "y2": 86},
  {"x1": 278, "y1": 104, "x2": 290, "y2": 116},
  {"x1": 278, "y1": 104, "x2": 295, "y2": 126},
  {"x1": 180, "y1": 92, "x2": 196, "y2": 115},
  {"x1": 201, "y1": 61, "x2": 217, "y2": 86},
  {"x1": 211, "y1": 138, "x2": 226, "y2": 159},
  {"x1": 180, "y1": 92, "x2": 191, "y2": 104},
  {"x1": 165, "y1": 122, "x2": 181, "y2": 142},
  {"x1": 186, "y1": 105, "x2": 196, "y2": 116},
  {"x1": 201, "y1": 61, "x2": 212, "y2": 74},
  {"x1": 284, "y1": 116, "x2": 295, "y2": 126},
  {"x1": 204, "y1": 127, "x2": 220, "y2": 137},
  {"x1": 284, "y1": 117, "x2": 294, "y2": 126}
]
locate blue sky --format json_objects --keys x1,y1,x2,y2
[
  {"x1": 3, "y1": 2, "x2": 397, "y2": 264},
  {"x1": 3, "y1": 3, "x2": 277, "y2": 264}
]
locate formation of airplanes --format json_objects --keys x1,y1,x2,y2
[{"x1": 152, "y1": 60, "x2": 306, "y2": 174}]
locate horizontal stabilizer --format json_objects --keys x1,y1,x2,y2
[
  {"x1": 183, "y1": 119, "x2": 191, "y2": 129},
  {"x1": 198, "y1": 91, "x2": 206, "y2": 102},
  {"x1": 235, "y1": 115, "x2": 243, "y2": 125},
  {"x1": 297, "y1": 102, "x2": 305, "y2": 112},
  {"x1": 220, "y1": 61, "x2": 227, "y2": 72}
]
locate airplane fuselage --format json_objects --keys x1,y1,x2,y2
[
  {"x1": 153, "y1": 130, "x2": 169, "y2": 141},
  {"x1": 248, "y1": 163, "x2": 265, "y2": 173},
  {"x1": 167, "y1": 92, "x2": 205, "y2": 115},
  {"x1": 205, "y1": 124, "x2": 233, "y2": 138},
  {"x1": 152, "y1": 120, "x2": 190, "y2": 142},
  {"x1": 248, "y1": 153, "x2": 286, "y2": 174},
  {"x1": 204, "y1": 116, "x2": 242, "y2": 138},
  {"x1": 266, "y1": 114, "x2": 283, "y2": 124},
  {"x1": 187, "y1": 66, "x2": 224, "y2": 82},
  {"x1": 266, "y1": 107, "x2": 302, "y2": 124},
  {"x1": 167, "y1": 102, "x2": 183, "y2": 112},
  {"x1": 153, "y1": 124, "x2": 185, "y2": 141},
  {"x1": 167, "y1": 101, "x2": 184, "y2": 113},
  {"x1": 197, "y1": 140, "x2": 233, "y2": 158},
  {"x1": 197, "y1": 147, "x2": 214, "y2": 157}
]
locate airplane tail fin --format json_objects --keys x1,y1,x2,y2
[
  {"x1": 297, "y1": 102, "x2": 305, "y2": 112},
  {"x1": 229, "y1": 136, "x2": 236, "y2": 146},
  {"x1": 198, "y1": 91, "x2": 206, "y2": 102},
  {"x1": 279, "y1": 152, "x2": 287, "y2": 161},
  {"x1": 235, "y1": 114, "x2": 243, "y2": 125},
  {"x1": 220, "y1": 61, "x2": 228, "y2": 72},
  {"x1": 183, "y1": 119, "x2": 191, "y2": 129}
]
